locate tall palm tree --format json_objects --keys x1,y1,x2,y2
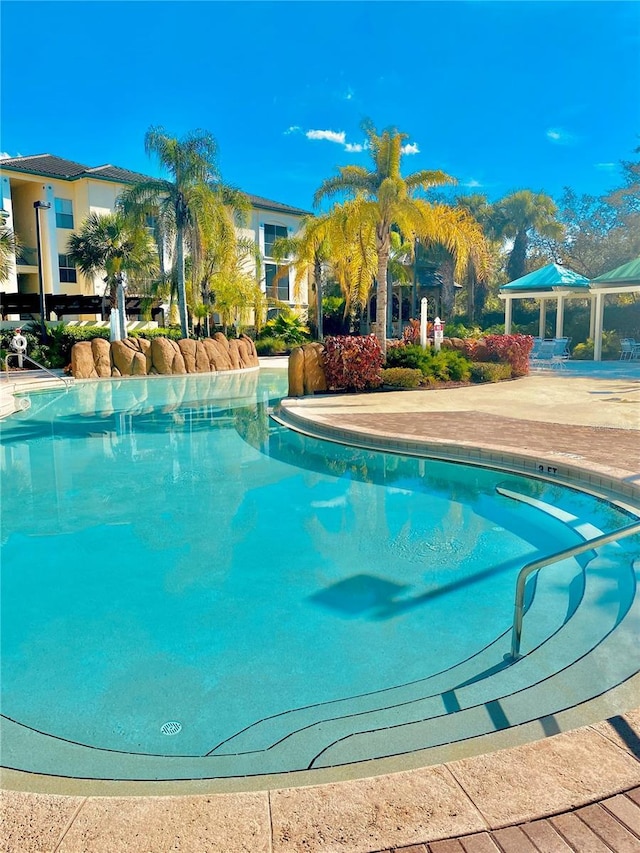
[
  {"x1": 492, "y1": 190, "x2": 564, "y2": 282},
  {"x1": 272, "y1": 200, "x2": 380, "y2": 338},
  {"x1": 67, "y1": 212, "x2": 157, "y2": 340},
  {"x1": 119, "y1": 127, "x2": 243, "y2": 338},
  {"x1": 313, "y1": 121, "x2": 488, "y2": 354}
]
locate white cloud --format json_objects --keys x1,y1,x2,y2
[
  {"x1": 344, "y1": 87, "x2": 354, "y2": 101},
  {"x1": 595, "y1": 162, "x2": 617, "y2": 171},
  {"x1": 401, "y1": 142, "x2": 420, "y2": 155},
  {"x1": 546, "y1": 127, "x2": 575, "y2": 145},
  {"x1": 461, "y1": 179, "x2": 483, "y2": 188},
  {"x1": 345, "y1": 143, "x2": 363, "y2": 153},
  {"x1": 306, "y1": 129, "x2": 346, "y2": 144},
  {"x1": 284, "y1": 126, "x2": 302, "y2": 135}
]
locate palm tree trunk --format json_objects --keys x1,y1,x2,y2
[
  {"x1": 314, "y1": 255, "x2": 323, "y2": 341},
  {"x1": 440, "y1": 256, "x2": 456, "y2": 318},
  {"x1": 176, "y1": 224, "x2": 189, "y2": 338},
  {"x1": 506, "y1": 230, "x2": 528, "y2": 282},
  {"x1": 375, "y1": 228, "x2": 390, "y2": 356},
  {"x1": 466, "y1": 265, "x2": 477, "y2": 323}
]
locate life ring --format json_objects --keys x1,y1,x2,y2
[{"x1": 10, "y1": 333, "x2": 27, "y2": 353}]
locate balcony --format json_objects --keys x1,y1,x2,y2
[{"x1": 16, "y1": 246, "x2": 38, "y2": 267}]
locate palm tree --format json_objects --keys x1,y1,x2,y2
[
  {"x1": 272, "y1": 200, "x2": 380, "y2": 339},
  {"x1": 0, "y1": 225, "x2": 17, "y2": 283},
  {"x1": 492, "y1": 190, "x2": 564, "y2": 282},
  {"x1": 119, "y1": 127, "x2": 244, "y2": 338},
  {"x1": 67, "y1": 212, "x2": 157, "y2": 340},
  {"x1": 313, "y1": 121, "x2": 488, "y2": 354}
]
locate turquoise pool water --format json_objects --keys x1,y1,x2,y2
[{"x1": 1, "y1": 370, "x2": 638, "y2": 781}]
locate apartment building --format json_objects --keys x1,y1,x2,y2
[{"x1": 0, "y1": 154, "x2": 310, "y2": 321}]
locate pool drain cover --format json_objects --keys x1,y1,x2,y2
[{"x1": 161, "y1": 721, "x2": 182, "y2": 736}]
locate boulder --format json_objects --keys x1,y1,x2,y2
[
  {"x1": 131, "y1": 352, "x2": 147, "y2": 376},
  {"x1": 203, "y1": 338, "x2": 233, "y2": 371},
  {"x1": 137, "y1": 337, "x2": 153, "y2": 373},
  {"x1": 91, "y1": 338, "x2": 112, "y2": 378},
  {"x1": 71, "y1": 342, "x2": 98, "y2": 379},
  {"x1": 288, "y1": 347, "x2": 305, "y2": 396},
  {"x1": 195, "y1": 341, "x2": 211, "y2": 373},
  {"x1": 303, "y1": 343, "x2": 327, "y2": 394},
  {"x1": 228, "y1": 339, "x2": 241, "y2": 370},
  {"x1": 178, "y1": 338, "x2": 198, "y2": 373},
  {"x1": 151, "y1": 338, "x2": 176, "y2": 376},
  {"x1": 112, "y1": 340, "x2": 146, "y2": 376}
]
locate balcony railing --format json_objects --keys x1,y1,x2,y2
[{"x1": 16, "y1": 246, "x2": 38, "y2": 266}]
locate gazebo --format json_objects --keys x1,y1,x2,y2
[
  {"x1": 589, "y1": 257, "x2": 640, "y2": 360},
  {"x1": 499, "y1": 263, "x2": 590, "y2": 339}
]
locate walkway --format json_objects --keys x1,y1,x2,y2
[{"x1": 1, "y1": 366, "x2": 639, "y2": 852}]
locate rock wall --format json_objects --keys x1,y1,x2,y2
[
  {"x1": 71, "y1": 334, "x2": 259, "y2": 379},
  {"x1": 288, "y1": 342, "x2": 328, "y2": 396}
]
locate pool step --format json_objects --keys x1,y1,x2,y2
[
  {"x1": 207, "y1": 555, "x2": 584, "y2": 756},
  {"x1": 211, "y1": 543, "x2": 635, "y2": 771}
]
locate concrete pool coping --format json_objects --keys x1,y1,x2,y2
[{"x1": 1, "y1": 365, "x2": 639, "y2": 851}]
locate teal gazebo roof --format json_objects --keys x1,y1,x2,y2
[
  {"x1": 591, "y1": 257, "x2": 640, "y2": 285},
  {"x1": 500, "y1": 263, "x2": 590, "y2": 292}
]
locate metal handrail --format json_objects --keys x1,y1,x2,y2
[
  {"x1": 4, "y1": 353, "x2": 73, "y2": 389},
  {"x1": 510, "y1": 520, "x2": 640, "y2": 659}
]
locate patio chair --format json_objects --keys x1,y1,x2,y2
[
  {"x1": 534, "y1": 339, "x2": 567, "y2": 370},
  {"x1": 554, "y1": 337, "x2": 571, "y2": 359},
  {"x1": 619, "y1": 339, "x2": 640, "y2": 360},
  {"x1": 529, "y1": 337, "x2": 543, "y2": 364}
]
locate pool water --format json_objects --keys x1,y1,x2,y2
[{"x1": 1, "y1": 370, "x2": 638, "y2": 780}]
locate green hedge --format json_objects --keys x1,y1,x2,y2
[
  {"x1": 470, "y1": 362, "x2": 512, "y2": 383},
  {"x1": 255, "y1": 337, "x2": 288, "y2": 356},
  {"x1": 381, "y1": 367, "x2": 424, "y2": 389}
]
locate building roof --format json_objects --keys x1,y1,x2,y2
[
  {"x1": 246, "y1": 193, "x2": 311, "y2": 217},
  {"x1": 0, "y1": 154, "x2": 152, "y2": 184},
  {"x1": 500, "y1": 262, "x2": 590, "y2": 292},
  {"x1": 0, "y1": 154, "x2": 311, "y2": 216},
  {"x1": 590, "y1": 257, "x2": 640, "y2": 285}
]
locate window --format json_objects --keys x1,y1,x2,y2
[
  {"x1": 263, "y1": 224, "x2": 288, "y2": 259},
  {"x1": 58, "y1": 254, "x2": 77, "y2": 283},
  {"x1": 145, "y1": 214, "x2": 157, "y2": 230},
  {"x1": 55, "y1": 198, "x2": 74, "y2": 229},
  {"x1": 265, "y1": 262, "x2": 289, "y2": 302}
]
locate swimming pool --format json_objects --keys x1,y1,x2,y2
[{"x1": 1, "y1": 370, "x2": 638, "y2": 783}]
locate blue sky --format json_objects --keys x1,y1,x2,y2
[{"x1": 2, "y1": 1, "x2": 638, "y2": 213}]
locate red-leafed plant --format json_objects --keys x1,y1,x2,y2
[
  {"x1": 323, "y1": 335, "x2": 384, "y2": 391},
  {"x1": 484, "y1": 334, "x2": 534, "y2": 376},
  {"x1": 402, "y1": 319, "x2": 433, "y2": 344}
]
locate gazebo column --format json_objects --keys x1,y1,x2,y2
[
  {"x1": 593, "y1": 291, "x2": 605, "y2": 361},
  {"x1": 589, "y1": 295, "x2": 597, "y2": 339},
  {"x1": 555, "y1": 293, "x2": 566, "y2": 338},
  {"x1": 539, "y1": 299, "x2": 547, "y2": 337},
  {"x1": 504, "y1": 296, "x2": 513, "y2": 334}
]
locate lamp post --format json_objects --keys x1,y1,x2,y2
[{"x1": 34, "y1": 200, "x2": 51, "y2": 341}]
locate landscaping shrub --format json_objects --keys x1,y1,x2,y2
[
  {"x1": 255, "y1": 336, "x2": 286, "y2": 356},
  {"x1": 257, "y1": 310, "x2": 310, "y2": 345},
  {"x1": 484, "y1": 334, "x2": 533, "y2": 377},
  {"x1": 470, "y1": 362, "x2": 512, "y2": 383},
  {"x1": 385, "y1": 343, "x2": 432, "y2": 372},
  {"x1": 385, "y1": 343, "x2": 472, "y2": 382},
  {"x1": 323, "y1": 335, "x2": 383, "y2": 391},
  {"x1": 381, "y1": 367, "x2": 423, "y2": 389},
  {"x1": 572, "y1": 331, "x2": 621, "y2": 360},
  {"x1": 130, "y1": 327, "x2": 183, "y2": 341}
]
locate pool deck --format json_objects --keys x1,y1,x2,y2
[{"x1": 2, "y1": 363, "x2": 640, "y2": 852}]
